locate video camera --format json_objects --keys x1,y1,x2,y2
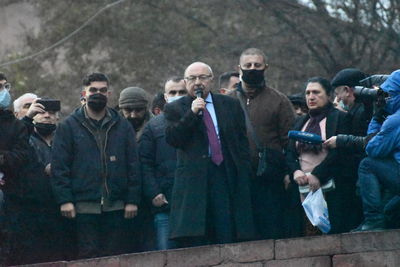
[{"x1": 353, "y1": 74, "x2": 389, "y2": 104}]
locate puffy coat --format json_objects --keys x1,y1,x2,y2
[{"x1": 366, "y1": 69, "x2": 400, "y2": 163}]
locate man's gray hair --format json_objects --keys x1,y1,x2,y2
[{"x1": 13, "y1": 93, "x2": 38, "y2": 112}]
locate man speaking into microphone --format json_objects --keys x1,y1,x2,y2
[{"x1": 164, "y1": 62, "x2": 255, "y2": 247}]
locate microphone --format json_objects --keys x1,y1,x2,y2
[
  {"x1": 194, "y1": 88, "x2": 204, "y2": 115},
  {"x1": 288, "y1": 130, "x2": 323, "y2": 144}
]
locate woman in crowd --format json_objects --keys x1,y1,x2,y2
[{"x1": 286, "y1": 77, "x2": 357, "y2": 235}]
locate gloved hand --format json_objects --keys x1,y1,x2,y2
[{"x1": 373, "y1": 108, "x2": 389, "y2": 124}]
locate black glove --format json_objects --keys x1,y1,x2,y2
[{"x1": 373, "y1": 108, "x2": 389, "y2": 124}]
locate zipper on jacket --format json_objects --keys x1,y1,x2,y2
[
  {"x1": 81, "y1": 119, "x2": 116, "y2": 203},
  {"x1": 103, "y1": 120, "x2": 117, "y2": 197},
  {"x1": 247, "y1": 98, "x2": 250, "y2": 105}
]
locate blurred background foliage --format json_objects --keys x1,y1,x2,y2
[{"x1": 1, "y1": 0, "x2": 399, "y2": 113}]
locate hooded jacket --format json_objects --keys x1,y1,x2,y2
[
  {"x1": 51, "y1": 106, "x2": 140, "y2": 205},
  {"x1": 366, "y1": 70, "x2": 400, "y2": 163}
]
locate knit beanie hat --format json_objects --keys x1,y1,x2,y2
[
  {"x1": 119, "y1": 87, "x2": 149, "y2": 109},
  {"x1": 331, "y1": 68, "x2": 367, "y2": 88}
]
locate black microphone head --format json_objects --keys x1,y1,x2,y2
[{"x1": 195, "y1": 88, "x2": 203, "y2": 98}]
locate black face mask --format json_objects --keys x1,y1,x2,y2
[
  {"x1": 241, "y1": 68, "x2": 266, "y2": 88},
  {"x1": 87, "y1": 93, "x2": 107, "y2": 112},
  {"x1": 127, "y1": 117, "x2": 145, "y2": 132},
  {"x1": 35, "y1": 123, "x2": 57, "y2": 137}
]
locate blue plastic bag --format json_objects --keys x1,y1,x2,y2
[{"x1": 302, "y1": 188, "x2": 331, "y2": 233}]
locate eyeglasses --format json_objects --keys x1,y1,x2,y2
[
  {"x1": 168, "y1": 90, "x2": 187, "y2": 95},
  {"x1": 88, "y1": 87, "x2": 108, "y2": 93},
  {"x1": 184, "y1": 75, "x2": 212, "y2": 82},
  {"x1": 0, "y1": 83, "x2": 11, "y2": 91}
]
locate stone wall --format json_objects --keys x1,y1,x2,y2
[{"x1": 27, "y1": 229, "x2": 400, "y2": 267}]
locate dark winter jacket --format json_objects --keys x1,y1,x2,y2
[
  {"x1": 0, "y1": 109, "x2": 30, "y2": 198},
  {"x1": 347, "y1": 102, "x2": 371, "y2": 136},
  {"x1": 51, "y1": 106, "x2": 140, "y2": 206},
  {"x1": 234, "y1": 83, "x2": 295, "y2": 182},
  {"x1": 17, "y1": 132, "x2": 57, "y2": 209},
  {"x1": 139, "y1": 114, "x2": 176, "y2": 214}
]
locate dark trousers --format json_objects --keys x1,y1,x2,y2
[
  {"x1": 358, "y1": 157, "x2": 400, "y2": 221},
  {"x1": 128, "y1": 203, "x2": 156, "y2": 253},
  {"x1": 177, "y1": 161, "x2": 234, "y2": 247},
  {"x1": 76, "y1": 210, "x2": 128, "y2": 259},
  {"x1": 251, "y1": 176, "x2": 286, "y2": 240},
  {"x1": 4, "y1": 202, "x2": 75, "y2": 265}
]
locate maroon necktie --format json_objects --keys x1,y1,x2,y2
[{"x1": 202, "y1": 107, "x2": 223, "y2": 165}]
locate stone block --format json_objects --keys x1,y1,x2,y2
[
  {"x1": 221, "y1": 239, "x2": 274, "y2": 263},
  {"x1": 120, "y1": 251, "x2": 166, "y2": 267},
  {"x1": 340, "y1": 229, "x2": 400, "y2": 254},
  {"x1": 333, "y1": 250, "x2": 400, "y2": 267},
  {"x1": 265, "y1": 256, "x2": 331, "y2": 267},
  {"x1": 215, "y1": 262, "x2": 264, "y2": 267},
  {"x1": 28, "y1": 262, "x2": 68, "y2": 267},
  {"x1": 166, "y1": 245, "x2": 222, "y2": 267},
  {"x1": 275, "y1": 235, "x2": 341, "y2": 259},
  {"x1": 67, "y1": 256, "x2": 120, "y2": 267}
]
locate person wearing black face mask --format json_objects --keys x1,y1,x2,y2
[
  {"x1": 7, "y1": 99, "x2": 76, "y2": 264},
  {"x1": 234, "y1": 48, "x2": 295, "y2": 240},
  {"x1": 51, "y1": 73, "x2": 140, "y2": 259}
]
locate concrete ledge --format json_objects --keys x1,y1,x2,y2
[
  {"x1": 120, "y1": 251, "x2": 166, "y2": 267},
  {"x1": 22, "y1": 229, "x2": 400, "y2": 267},
  {"x1": 166, "y1": 245, "x2": 222, "y2": 267},
  {"x1": 340, "y1": 230, "x2": 400, "y2": 254},
  {"x1": 220, "y1": 239, "x2": 274, "y2": 263},
  {"x1": 332, "y1": 249, "x2": 400, "y2": 267},
  {"x1": 265, "y1": 256, "x2": 331, "y2": 267},
  {"x1": 275, "y1": 235, "x2": 341, "y2": 259},
  {"x1": 67, "y1": 256, "x2": 120, "y2": 267}
]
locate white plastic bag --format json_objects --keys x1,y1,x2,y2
[{"x1": 302, "y1": 188, "x2": 331, "y2": 233}]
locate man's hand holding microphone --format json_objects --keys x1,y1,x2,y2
[{"x1": 191, "y1": 87, "x2": 205, "y2": 115}]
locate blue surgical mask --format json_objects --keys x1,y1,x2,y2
[
  {"x1": 0, "y1": 89, "x2": 11, "y2": 109},
  {"x1": 167, "y1": 95, "x2": 184, "y2": 103},
  {"x1": 338, "y1": 100, "x2": 349, "y2": 111}
]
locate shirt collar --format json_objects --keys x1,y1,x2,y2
[{"x1": 205, "y1": 93, "x2": 213, "y2": 104}]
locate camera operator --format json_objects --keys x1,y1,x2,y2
[
  {"x1": 331, "y1": 68, "x2": 369, "y2": 135},
  {"x1": 353, "y1": 69, "x2": 400, "y2": 231},
  {"x1": 321, "y1": 68, "x2": 369, "y2": 231},
  {"x1": 325, "y1": 72, "x2": 389, "y2": 152}
]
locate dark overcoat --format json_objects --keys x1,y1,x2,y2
[{"x1": 164, "y1": 93, "x2": 255, "y2": 240}]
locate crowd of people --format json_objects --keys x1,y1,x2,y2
[{"x1": 0, "y1": 47, "x2": 400, "y2": 265}]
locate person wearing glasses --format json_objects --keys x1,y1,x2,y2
[
  {"x1": 0, "y1": 72, "x2": 31, "y2": 265},
  {"x1": 164, "y1": 62, "x2": 255, "y2": 247},
  {"x1": 51, "y1": 72, "x2": 140, "y2": 259},
  {"x1": 234, "y1": 48, "x2": 295, "y2": 240},
  {"x1": 139, "y1": 76, "x2": 186, "y2": 250}
]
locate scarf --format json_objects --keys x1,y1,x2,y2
[{"x1": 297, "y1": 102, "x2": 333, "y2": 154}]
